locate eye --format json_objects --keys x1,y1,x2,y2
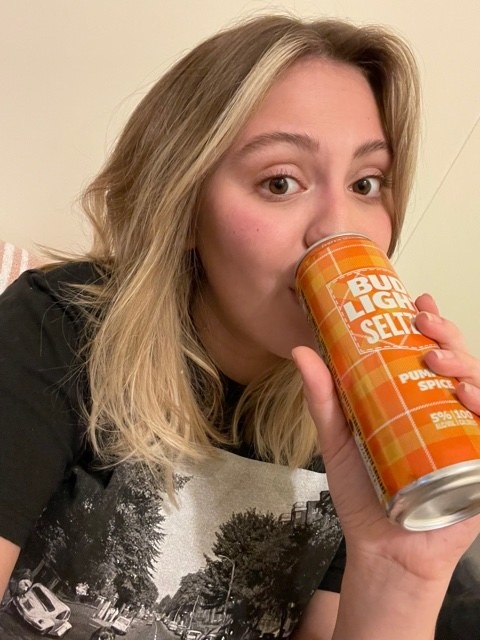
[
  {"x1": 261, "y1": 175, "x2": 301, "y2": 196},
  {"x1": 351, "y1": 176, "x2": 388, "y2": 198}
]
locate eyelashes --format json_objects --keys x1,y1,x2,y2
[
  {"x1": 257, "y1": 170, "x2": 393, "y2": 201},
  {"x1": 260, "y1": 173, "x2": 303, "y2": 197},
  {"x1": 351, "y1": 175, "x2": 392, "y2": 198}
]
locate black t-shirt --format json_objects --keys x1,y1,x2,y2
[
  {"x1": 1, "y1": 265, "x2": 478, "y2": 640},
  {"x1": 0, "y1": 264, "x2": 345, "y2": 639}
]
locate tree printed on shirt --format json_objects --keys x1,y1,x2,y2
[
  {"x1": 18, "y1": 463, "x2": 190, "y2": 610},
  {"x1": 169, "y1": 496, "x2": 341, "y2": 637},
  {"x1": 165, "y1": 571, "x2": 208, "y2": 625}
]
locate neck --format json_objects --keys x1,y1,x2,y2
[{"x1": 192, "y1": 296, "x2": 281, "y2": 385}]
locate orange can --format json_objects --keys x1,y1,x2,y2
[{"x1": 295, "y1": 233, "x2": 480, "y2": 530}]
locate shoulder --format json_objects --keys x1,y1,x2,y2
[
  {"x1": 1, "y1": 261, "x2": 103, "y2": 327},
  {"x1": 1, "y1": 260, "x2": 102, "y2": 298},
  {"x1": 0, "y1": 261, "x2": 105, "y2": 370},
  {"x1": 6, "y1": 260, "x2": 103, "y2": 300}
]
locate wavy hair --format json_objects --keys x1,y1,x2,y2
[{"x1": 78, "y1": 14, "x2": 421, "y2": 476}]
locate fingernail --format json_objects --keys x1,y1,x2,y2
[
  {"x1": 459, "y1": 382, "x2": 479, "y2": 397},
  {"x1": 422, "y1": 311, "x2": 441, "y2": 323},
  {"x1": 430, "y1": 349, "x2": 453, "y2": 360}
]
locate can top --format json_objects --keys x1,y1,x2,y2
[{"x1": 294, "y1": 232, "x2": 370, "y2": 276}]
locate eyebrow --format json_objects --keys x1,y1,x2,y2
[
  {"x1": 233, "y1": 132, "x2": 319, "y2": 159},
  {"x1": 353, "y1": 139, "x2": 391, "y2": 159},
  {"x1": 233, "y1": 131, "x2": 391, "y2": 161}
]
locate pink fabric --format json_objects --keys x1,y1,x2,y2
[{"x1": 0, "y1": 241, "x2": 42, "y2": 294}]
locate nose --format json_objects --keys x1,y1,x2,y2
[{"x1": 303, "y1": 190, "x2": 353, "y2": 248}]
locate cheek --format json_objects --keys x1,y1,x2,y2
[
  {"x1": 197, "y1": 201, "x2": 275, "y2": 263},
  {"x1": 365, "y1": 212, "x2": 392, "y2": 254},
  {"x1": 381, "y1": 217, "x2": 394, "y2": 252},
  {"x1": 375, "y1": 224, "x2": 392, "y2": 253}
]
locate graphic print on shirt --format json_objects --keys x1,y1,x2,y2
[{"x1": 0, "y1": 450, "x2": 342, "y2": 639}]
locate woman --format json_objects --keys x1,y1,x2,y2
[{"x1": 1, "y1": 14, "x2": 479, "y2": 640}]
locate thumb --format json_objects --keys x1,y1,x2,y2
[
  {"x1": 293, "y1": 346, "x2": 384, "y2": 530},
  {"x1": 292, "y1": 346, "x2": 350, "y2": 457}
]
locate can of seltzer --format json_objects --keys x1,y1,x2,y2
[{"x1": 295, "y1": 232, "x2": 480, "y2": 531}]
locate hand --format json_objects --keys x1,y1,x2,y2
[
  {"x1": 292, "y1": 292, "x2": 480, "y2": 585},
  {"x1": 416, "y1": 293, "x2": 480, "y2": 414}
]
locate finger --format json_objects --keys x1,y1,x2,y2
[
  {"x1": 415, "y1": 292, "x2": 440, "y2": 315},
  {"x1": 415, "y1": 310, "x2": 469, "y2": 354},
  {"x1": 291, "y1": 346, "x2": 350, "y2": 456},
  {"x1": 414, "y1": 294, "x2": 477, "y2": 385},
  {"x1": 423, "y1": 348, "x2": 480, "y2": 385},
  {"x1": 456, "y1": 381, "x2": 480, "y2": 415}
]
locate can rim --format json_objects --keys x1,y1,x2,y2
[
  {"x1": 388, "y1": 459, "x2": 480, "y2": 531},
  {"x1": 294, "y1": 232, "x2": 370, "y2": 277}
]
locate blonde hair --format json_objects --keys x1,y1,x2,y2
[{"x1": 79, "y1": 14, "x2": 421, "y2": 475}]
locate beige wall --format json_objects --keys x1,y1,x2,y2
[{"x1": 1, "y1": 0, "x2": 479, "y2": 352}]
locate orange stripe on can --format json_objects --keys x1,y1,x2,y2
[{"x1": 295, "y1": 233, "x2": 480, "y2": 530}]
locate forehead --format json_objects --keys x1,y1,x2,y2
[{"x1": 231, "y1": 57, "x2": 384, "y2": 149}]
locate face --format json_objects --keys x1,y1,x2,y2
[{"x1": 194, "y1": 57, "x2": 393, "y2": 383}]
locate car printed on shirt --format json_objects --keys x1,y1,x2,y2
[
  {"x1": 166, "y1": 618, "x2": 182, "y2": 632},
  {"x1": 181, "y1": 630, "x2": 202, "y2": 640},
  {"x1": 110, "y1": 614, "x2": 133, "y2": 635},
  {"x1": 13, "y1": 582, "x2": 72, "y2": 637},
  {"x1": 197, "y1": 624, "x2": 233, "y2": 640}
]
